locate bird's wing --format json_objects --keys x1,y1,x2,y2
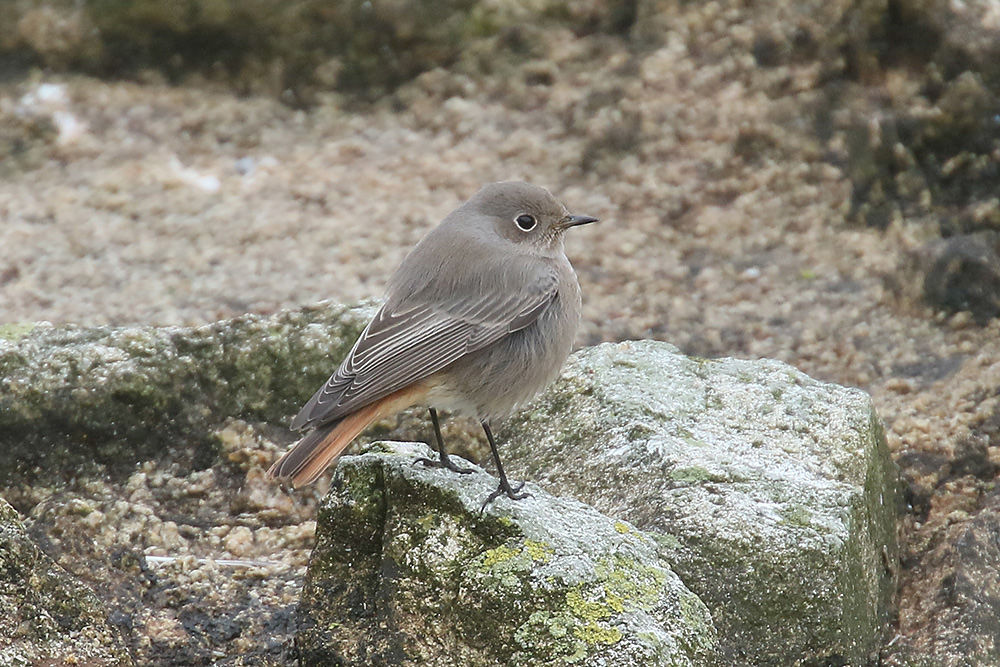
[{"x1": 291, "y1": 269, "x2": 559, "y2": 431}]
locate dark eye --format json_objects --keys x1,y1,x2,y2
[{"x1": 514, "y1": 214, "x2": 537, "y2": 231}]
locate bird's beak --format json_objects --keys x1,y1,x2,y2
[{"x1": 560, "y1": 214, "x2": 599, "y2": 229}]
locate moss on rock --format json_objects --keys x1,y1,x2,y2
[
  {"x1": 0, "y1": 496, "x2": 132, "y2": 666},
  {"x1": 0, "y1": 301, "x2": 372, "y2": 484},
  {"x1": 298, "y1": 440, "x2": 719, "y2": 667}
]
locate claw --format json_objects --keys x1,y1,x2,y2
[
  {"x1": 478, "y1": 420, "x2": 532, "y2": 511},
  {"x1": 417, "y1": 407, "x2": 474, "y2": 474},
  {"x1": 480, "y1": 478, "x2": 532, "y2": 511},
  {"x1": 415, "y1": 455, "x2": 473, "y2": 475}
]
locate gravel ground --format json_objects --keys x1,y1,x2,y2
[{"x1": 2, "y1": 19, "x2": 999, "y2": 664}]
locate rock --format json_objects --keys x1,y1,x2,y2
[
  {"x1": 0, "y1": 496, "x2": 132, "y2": 666},
  {"x1": 502, "y1": 341, "x2": 901, "y2": 666},
  {"x1": 921, "y1": 231, "x2": 1000, "y2": 325},
  {"x1": 840, "y1": 26, "x2": 1000, "y2": 234},
  {"x1": 0, "y1": 301, "x2": 372, "y2": 484},
  {"x1": 298, "y1": 441, "x2": 719, "y2": 667},
  {"x1": 901, "y1": 0, "x2": 1000, "y2": 82},
  {"x1": 892, "y1": 484, "x2": 1000, "y2": 665},
  {"x1": 887, "y1": 230, "x2": 1000, "y2": 326}
]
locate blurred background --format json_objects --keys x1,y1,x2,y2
[{"x1": 1, "y1": 0, "x2": 999, "y2": 664}]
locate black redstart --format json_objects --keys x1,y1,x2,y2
[{"x1": 268, "y1": 181, "x2": 597, "y2": 503}]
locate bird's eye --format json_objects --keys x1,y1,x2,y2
[{"x1": 515, "y1": 214, "x2": 537, "y2": 231}]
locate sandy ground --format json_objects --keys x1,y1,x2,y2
[{"x1": 2, "y1": 21, "x2": 999, "y2": 665}]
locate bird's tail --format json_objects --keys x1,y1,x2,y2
[{"x1": 267, "y1": 383, "x2": 428, "y2": 487}]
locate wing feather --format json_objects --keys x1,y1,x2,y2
[{"x1": 291, "y1": 269, "x2": 559, "y2": 431}]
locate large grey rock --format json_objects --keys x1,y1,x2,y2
[
  {"x1": 503, "y1": 341, "x2": 901, "y2": 666},
  {"x1": 0, "y1": 301, "x2": 371, "y2": 483},
  {"x1": 0, "y1": 496, "x2": 132, "y2": 666},
  {"x1": 299, "y1": 441, "x2": 719, "y2": 667}
]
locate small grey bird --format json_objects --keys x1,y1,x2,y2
[{"x1": 268, "y1": 181, "x2": 597, "y2": 504}]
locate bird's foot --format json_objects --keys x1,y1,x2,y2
[
  {"x1": 480, "y1": 479, "x2": 531, "y2": 511},
  {"x1": 415, "y1": 453, "x2": 473, "y2": 475}
]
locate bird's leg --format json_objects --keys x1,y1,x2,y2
[
  {"x1": 480, "y1": 420, "x2": 531, "y2": 510},
  {"x1": 416, "y1": 408, "x2": 473, "y2": 474}
]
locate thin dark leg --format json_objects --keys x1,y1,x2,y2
[
  {"x1": 416, "y1": 408, "x2": 473, "y2": 474},
  {"x1": 480, "y1": 420, "x2": 530, "y2": 509}
]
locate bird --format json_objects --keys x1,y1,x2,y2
[{"x1": 268, "y1": 181, "x2": 597, "y2": 505}]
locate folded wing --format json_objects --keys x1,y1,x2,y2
[{"x1": 291, "y1": 269, "x2": 559, "y2": 431}]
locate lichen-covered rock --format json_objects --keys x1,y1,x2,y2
[
  {"x1": 0, "y1": 496, "x2": 132, "y2": 666},
  {"x1": 0, "y1": 301, "x2": 372, "y2": 483},
  {"x1": 299, "y1": 441, "x2": 719, "y2": 667},
  {"x1": 502, "y1": 340, "x2": 901, "y2": 666}
]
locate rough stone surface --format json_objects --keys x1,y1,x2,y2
[
  {"x1": 503, "y1": 340, "x2": 901, "y2": 666},
  {"x1": 6, "y1": 417, "x2": 324, "y2": 666},
  {"x1": 0, "y1": 301, "x2": 372, "y2": 483},
  {"x1": 894, "y1": 485, "x2": 1000, "y2": 666},
  {"x1": 0, "y1": 496, "x2": 132, "y2": 666},
  {"x1": 920, "y1": 231, "x2": 1000, "y2": 325},
  {"x1": 840, "y1": 10, "x2": 1000, "y2": 235},
  {"x1": 299, "y1": 440, "x2": 719, "y2": 667}
]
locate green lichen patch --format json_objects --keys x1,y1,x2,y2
[
  {"x1": 482, "y1": 543, "x2": 522, "y2": 568},
  {"x1": 0, "y1": 322, "x2": 38, "y2": 341},
  {"x1": 780, "y1": 504, "x2": 813, "y2": 527},
  {"x1": 479, "y1": 538, "x2": 554, "y2": 569},
  {"x1": 598, "y1": 554, "x2": 670, "y2": 611},
  {"x1": 573, "y1": 621, "x2": 623, "y2": 645},
  {"x1": 669, "y1": 466, "x2": 715, "y2": 484},
  {"x1": 566, "y1": 587, "x2": 614, "y2": 623}
]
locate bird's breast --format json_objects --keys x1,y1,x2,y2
[{"x1": 434, "y1": 260, "x2": 582, "y2": 421}]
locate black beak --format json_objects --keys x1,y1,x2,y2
[{"x1": 562, "y1": 214, "x2": 599, "y2": 229}]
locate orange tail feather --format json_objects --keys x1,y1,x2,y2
[{"x1": 268, "y1": 384, "x2": 428, "y2": 487}]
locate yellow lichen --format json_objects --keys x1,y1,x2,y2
[
  {"x1": 598, "y1": 555, "x2": 667, "y2": 609},
  {"x1": 566, "y1": 588, "x2": 611, "y2": 623},
  {"x1": 481, "y1": 544, "x2": 519, "y2": 568},
  {"x1": 481, "y1": 538, "x2": 552, "y2": 569},
  {"x1": 524, "y1": 539, "x2": 553, "y2": 563},
  {"x1": 572, "y1": 621, "x2": 623, "y2": 645}
]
